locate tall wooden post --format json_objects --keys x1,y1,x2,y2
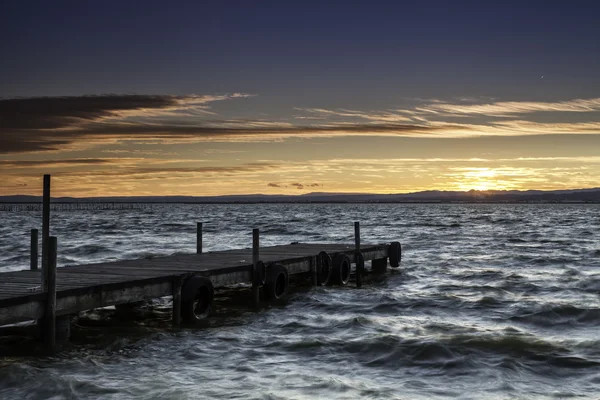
[
  {"x1": 251, "y1": 228, "x2": 260, "y2": 309},
  {"x1": 196, "y1": 222, "x2": 203, "y2": 254},
  {"x1": 41, "y1": 174, "x2": 51, "y2": 290},
  {"x1": 355, "y1": 221, "x2": 363, "y2": 287},
  {"x1": 45, "y1": 236, "x2": 57, "y2": 353},
  {"x1": 30, "y1": 229, "x2": 38, "y2": 271}
]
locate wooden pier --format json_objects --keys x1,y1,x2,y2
[
  {"x1": 0, "y1": 240, "x2": 400, "y2": 351},
  {"x1": 0, "y1": 176, "x2": 402, "y2": 353}
]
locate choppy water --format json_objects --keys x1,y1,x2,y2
[{"x1": 0, "y1": 204, "x2": 599, "y2": 399}]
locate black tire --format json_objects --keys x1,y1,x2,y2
[
  {"x1": 254, "y1": 260, "x2": 267, "y2": 286},
  {"x1": 181, "y1": 276, "x2": 214, "y2": 323},
  {"x1": 316, "y1": 251, "x2": 332, "y2": 286},
  {"x1": 330, "y1": 253, "x2": 351, "y2": 286},
  {"x1": 262, "y1": 263, "x2": 289, "y2": 300},
  {"x1": 389, "y1": 242, "x2": 402, "y2": 268}
]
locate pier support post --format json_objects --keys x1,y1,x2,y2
[
  {"x1": 56, "y1": 315, "x2": 71, "y2": 342},
  {"x1": 41, "y1": 174, "x2": 51, "y2": 288},
  {"x1": 172, "y1": 276, "x2": 182, "y2": 327},
  {"x1": 354, "y1": 222, "x2": 363, "y2": 287},
  {"x1": 30, "y1": 229, "x2": 38, "y2": 270},
  {"x1": 37, "y1": 175, "x2": 51, "y2": 336},
  {"x1": 196, "y1": 222, "x2": 203, "y2": 254},
  {"x1": 252, "y1": 228, "x2": 260, "y2": 310},
  {"x1": 43, "y1": 236, "x2": 57, "y2": 353},
  {"x1": 371, "y1": 257, "x2": 388, "y2": 274}
]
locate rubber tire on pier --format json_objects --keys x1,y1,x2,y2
[
  {"x1": 180, "y1": 275, "x2": 214, "y2": 323},
  {"x1": 316, "y1": 251, "x2": 332, "y2": 286},
  {"x1": 254, "y1": 260, "x2": 267, "y2": 286},
  {"x1": 330, "y1": 253, "x2": 351, "y2": 286},
  {"x1": 262, "y1": 263, "x2": 289, "y2": 300},
  {"x1": 388, "y1": 242, "x2": 402, "y2": 268}
]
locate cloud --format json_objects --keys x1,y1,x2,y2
[
  {"x1": 0, "y1": 121, "x2": 456, "y2": 154},
  {"x1": 295, "y1": 107, "x2": 413, "y2": 123},
  {"x1": 268, "y1": 182, "x2": 320, "y2": 189},
  {"x1": 419, "y1": 97, "x2": 600, "y2": 117},
  {"x1": 0, "y1": 94, "x2": 254, "y2": 131},
  {"x1": 3, "y1": 94, "x2": 600, "y2": 155},
  {"x1": 0, "y1": 158, "x2": 115, "y2": 168},
  {"x1": 0, "y1": 95, "x2": 457, "y2": 154},
  {"x1": 491, "y1": 120, "x2": 600, "y2": 134}
]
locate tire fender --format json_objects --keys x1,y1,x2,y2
[
  {"x1": 330, "y1": 253, "x2": 351, "y2": 286},
  {"x1": 389, "y1": 242, "x2": 402, "y2": 268},
  {"x1": 262, "y1": 263, "x2": 289, "y2": 300},
  {"x1": 181, "y1": 275, "x2": 214, "y2": 323}
]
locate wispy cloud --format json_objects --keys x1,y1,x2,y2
[
  {"x1": 295, "y1": 107, "x2": 413, "y2": 123},
  {"x1": 0, "y1": 158, "x2": 116, "y2": 168},
  {"x1": 418, "y1": 97, "x2": 600, "y2": 117},
  {"x1": 0, "y1": 93, "x2": 253, "y2": 131},
  {"x1": 491, "y1": 120, "x2": 600, "y2": 133}
]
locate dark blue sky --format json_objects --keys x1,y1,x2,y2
[{"x1": 2, "y1": 0, "x2": 600, "y2": 110}]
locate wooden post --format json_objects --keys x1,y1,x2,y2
[
  {"x1": 45, "y1": 236, "x2": 57, "y2": 353},
  {"x1": 41, "y1": 174, "x2": 51, "y2": 290},
  {"x1": 251, "y1": 228, "x2": 260, "y2": 309},
  {"x1": 196, "y1": 222, "x2": 203, "y2": 254},
  {"x1": 172, "y1": 276, "x2": 182, "y2": 327},
  {"x1": 354, "y1": 221, "x2": 362, "y2": 287},
  {"x1": 30, "y1": 229, "x2": 38, "y2": 271}
]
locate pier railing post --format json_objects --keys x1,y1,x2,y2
[
  {"x1": 44, "y1": 236, "x2": 57, "y2": 353},
  {"x1": 196, "y1": 222, "x2": 203, "y2": 254},
  {"x1": 252, "y1": 228, "x2": 260, "y2": 309},
  {"x1": 354, "y1": 221, "x2": 363, "y2": 287},
  {"x1": 30, "y1": 229, "x2": 38, "y2": 271},
  {"x1": 41, "y1": 174, "x2": 51, "y2": 290}
]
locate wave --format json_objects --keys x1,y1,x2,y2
[
  {"x1": 70, "y1": 244, "x2": 111, "y2": 256},
  {"x1": 510, "y1": 304, "x2": 600, "y2": 328},
  {"x1": 271, "y1": 331, "x2": 600, "y2": 372}
]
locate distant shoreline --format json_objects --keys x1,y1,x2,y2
[
  {"x1": 1, "y1": 200, "x2": 599, "y2": 205},
  {"x1": 2, "y1": 187, "x2": 600, "y2": 205}
]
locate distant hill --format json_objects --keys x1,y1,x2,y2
[{"x1": 1, "y1": 188, "x2": 600, "y2": 203}]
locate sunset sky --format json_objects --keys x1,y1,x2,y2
[{"x1": 1, "y1": 1, "x2": 600, "y2": 196}]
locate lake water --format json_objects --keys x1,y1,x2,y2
[{"x1": 0, "y1": 204, "x2": 599, "y2": 399}]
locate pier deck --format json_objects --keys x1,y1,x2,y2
[{"x1": 0, "y1": 243, "x2": 390, "y2": 327}]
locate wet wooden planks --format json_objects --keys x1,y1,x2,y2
[{"x1": 0, "y1": 243, "x2": 382, "y2": 300}]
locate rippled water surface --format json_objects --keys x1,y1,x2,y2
[{"x1": 1, "y1": 204, "x2": 599, "y2": 399}]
